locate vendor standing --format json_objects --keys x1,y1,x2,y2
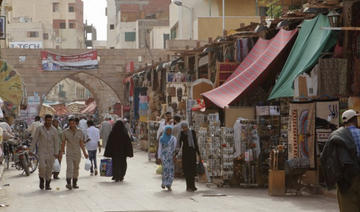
[
  {"x1": 60, "y1": 117, "x2": 88, "y2": 190},
  {"x1": 30, "y1": 114, "x2": 60, "y2": 190}
]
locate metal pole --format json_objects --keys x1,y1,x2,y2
[{"x1": 222, "y1": 0, "x2": 225, "y2": 36}]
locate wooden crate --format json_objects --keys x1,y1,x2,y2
[{"x1": 268, "y1": 170, "x2": 286, "y2": 196}]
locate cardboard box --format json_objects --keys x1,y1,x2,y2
[
  {"x1": 225, "y1": 107, "x2": 255, "y2": 128},
  {"x1": 268, "y1": 170, "x2": 285, "y2": 196}
]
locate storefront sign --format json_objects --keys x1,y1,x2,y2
[
  {"x1": 10, "y1": 41, "x2": 43, "y2": 49},
  {"x1": 41, "y1": 51, "x2": 99, "y2": 71},
  {"x1": 126, "y1": 61, "x2": 134, "y2": 73}
]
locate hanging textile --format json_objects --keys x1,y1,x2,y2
[
  {"x1": 288, "y1": 102, "x2": 316, "y2": 168},
  {"x1": 269, "y1": 15, "x2": 337, "y2": 100},
  {"x1": 318, "y1": 58, "x2": 348, "y2": 97}
]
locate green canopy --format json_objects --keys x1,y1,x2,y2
[{"x1": 268, "y1": 15, "x2": 337, "y2": 100}]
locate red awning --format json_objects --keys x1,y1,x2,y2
[
  {"x1": 202, "y1": 29, "x2": 298, "y2": 108},
  {"x1": 81, "y1": 101, "x2": 96, "y2": 114}
]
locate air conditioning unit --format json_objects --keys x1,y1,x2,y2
[{"x1": 55, "y1": 37, "x2": 62, "y2": 43}]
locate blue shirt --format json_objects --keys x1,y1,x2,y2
[{"x1": 347, "y1": 126, "x2": 360, "y2": 157}]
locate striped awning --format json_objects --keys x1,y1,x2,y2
[{"x1": 202, "y1": 29, "x2": 298, "y2": 108}]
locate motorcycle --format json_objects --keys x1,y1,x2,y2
[
  {"x1": 2, "y1": 139, "x2": 16, "y2": 169},
  {"x1": 13, "y1": 138, "x2": 39, "y2": 176}
]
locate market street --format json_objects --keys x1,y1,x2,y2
[{"x1": 0, "y1": 150, "x2": 338, "y2": 212}]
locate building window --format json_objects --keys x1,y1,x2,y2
[
  {"x1": 163, "y1": 34, "x2": 170, "y2": 49},
  {"x1": 27, "y1": 31, "x2": 39, "y2": 38},
  {"x1": 60, "y1": 22, "x2": 66, "y2": 29},
  {"x1": 69, "y1": 5, "x2": 75, "y2": 12},
  {"x1": 53, "y1": 3, "x2": 60, "y2": 12},
  {"x1": 170, "y1": 27, "x2": 177, "y2": 40},
  {"x1": 43, "y1": 33, "x2": 49, "y2": 40},
  {"x1": 125, "y1": 32, "x2": 136, "y2": 42},
  {"x1": 69, "y1": 22, "x2": 76, "y2": 29},
  {"x1": 110, "y1": 24, "x2": 115, "y2": 30},
  {"x1": 110, "y1": 47, "x2": 115, "y2": 49}
]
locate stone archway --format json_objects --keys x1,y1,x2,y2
[
  {"x1": 0, "y1": 48, "x2": 169, "y2": 105},
  {"x1": 45, "y1": 72, "x2": 121, "y2": 115}
]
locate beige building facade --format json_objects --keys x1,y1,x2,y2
[
  {"x1": 106, "y1": 0, "x2": 170, "y2": 49},
  {"x1": 46, "y1": 78, "x2": 92, "y2": 103},
  {"x1": 3, "y1": 0, "x2": 85, "y2": 49}
]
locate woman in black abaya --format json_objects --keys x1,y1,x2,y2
[{"x1": 104, "y1": 120, "x2": 133, "y2": 182}]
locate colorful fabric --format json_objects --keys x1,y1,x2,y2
[
  {"x1": 159, "y1": 136, "x2": 177, "y2": 187},
  {"x1": 202, "y1": 29, "x2": 297, "y2": 108},
  {"x1": 288, "y1": 102, "x2": 316, "y2": 168},
  {"x1": 347, "y1": 126, "x2": 360, "y2": 157},
  {"x1": 0, "y1": 61, "x2": 23, "y2": 106}
]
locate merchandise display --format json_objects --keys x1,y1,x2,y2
[{"x1": 148, "y1": 121, "x2": 159, "y2": 161}]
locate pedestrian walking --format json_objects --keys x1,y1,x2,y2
[
  {"x1": 86, "y1": 120, "x2": 100, "y2": 176},
  {"x1": 30, "y1": 114, "x2": 60, "y2": 190},
  {"x1": 60, "y1": 117, "x2": 89, "y2": 190},
  {"x1": 176, "y1": 122, "x2": 201, "y2": 192},
  {"x1": 321, "y1": 109, "x2": 360, "y2": 212},
  {"x1": 100, "y1": 117, "x2": 112, "y2": 149},
  {"x1": 52, "y1": 119, "x2": 63, "y2": 179},
  {"x1": 79, "y1": 116, "x2": 88, "y2": 136},
  {"x1": 27, "y1": 116, "x2": 42, "y2": 138},
  {"x1": 172, "y1": 115, "x2": 182, "y2": 143},
  {"x1": 104, "y1": 120, "x2": 133, "y2": 182},
  {"x1": 158, "y1": 126, "x2": 177, "y2": 191}
]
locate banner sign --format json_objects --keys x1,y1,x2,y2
[
  {"x1": 10, "y1": 41, "x2": 43, "y2": 49},
  {"x1": 288, "y1": 102, "x2": 316, "y2": 168},
  {"x1": 41, "y1": 51, "x2": 99, "y2": 71}
]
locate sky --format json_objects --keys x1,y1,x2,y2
[{"x1": 83, "y1": 0, "x2": 107, "y2": 40}]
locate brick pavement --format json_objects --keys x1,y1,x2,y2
[{"x1": 0, "y1": 151, "x2": 338, "y2": 212}]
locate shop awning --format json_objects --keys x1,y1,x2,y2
[
  {"x1": 268, "y1": 15, "x2": 337, "y2": 100},
  {"x1": 0, "y1": 60, "x2": 23, "y2": 106},
  {"x1": 81, "y1": 101, "x2": 96, "y2": 114},
  {"x1": 202, "y1": 29, "x2": 298, "y2": 108}
]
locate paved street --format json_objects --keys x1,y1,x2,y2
[{"x1": 0, "y1": 150, "x2": 338, "y2": 212}]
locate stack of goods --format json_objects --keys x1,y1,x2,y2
[
  {"x1": 221, "y1": 127, "x2": 234, "y2": 181},
  {"x1": 206, "y1": 114, "x2": 222, "y2": 179},
  {"x1": 147, "y1": 121, "x2": 159, "y2": 161},
  {"x1": 238, "y1": 120, "x2": 260, "y2": 186},
  {"x1": 197, "y1": 128, "x2": 208, "y2": 160},
  {"x1": 192, "y1": 112, "x2": 207, "y2": 132}
]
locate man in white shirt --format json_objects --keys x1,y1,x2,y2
[
  {"x1": 28, "y1": 116, "x2": 42, "y2": 138},
  {"x1": 79, "y1": 117, "x2": 88, "y2": 136},
  {"x1": 86, "y1": 120, "x2": 100, "y2": 176}
]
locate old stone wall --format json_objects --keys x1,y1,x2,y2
[{"x1": 0, "y1": 48, "x2": 169, "y2": 105}]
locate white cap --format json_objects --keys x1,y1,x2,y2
[{"x1": 342, "y1": 109, "x2": 359, "y2": 123}]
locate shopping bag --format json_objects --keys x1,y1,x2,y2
[
  {"x1": 106, "y1": 159, "x2": 112, "y2": 177},
  {"x1": 100, "y1": 159, "x2": 112, "y2": 177},
  {"x1": 84, "y1": 159, "x2": 91, "y2": 171},
  {"x1": 53, "y1": 159, "x2": 61, "y2": 172},
  {"x1": 156, "y1": 165, "x2": 162, "y2": 175},
  {"x1": 196, "y1": 161, "x2": 205, "y2": 175}
]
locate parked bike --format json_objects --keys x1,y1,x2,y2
[{"x1": 12, "y1": 138, "x2": 39, "y2": 176}]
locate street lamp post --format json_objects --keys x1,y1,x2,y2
[{"x1": 173, "y1": 0, "x2": 193, "y2": 40}]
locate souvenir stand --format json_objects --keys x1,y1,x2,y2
[{"x1": 147, "y1": 121, "x2": 159, "y2": 161}]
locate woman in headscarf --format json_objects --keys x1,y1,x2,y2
[
  {"x1": 176, "y1": 121, "x2": 201, "y2": 192},
  {"x1": 104, "y1": 120, "x2": 134, "y2": 182},
  {"x1": 158, "y1": 126, "x2": 177, "y2": 191}
]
